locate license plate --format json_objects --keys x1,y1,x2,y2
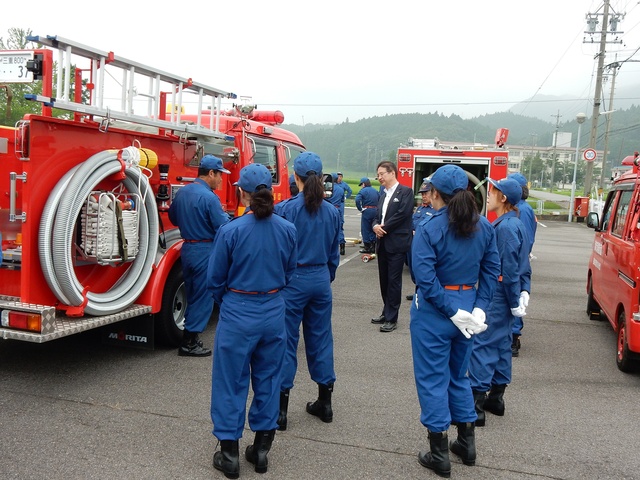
[{"x1": 0, "y1": 51, "x2": 34, "y2": 83}]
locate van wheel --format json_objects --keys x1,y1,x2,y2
[
  {"x1": 616, "y1": 310, "x2": 637, "y2": 373},
  {"x1": 154, "y1": 264, "x2": 186, "y2": 348},
  {"x1": 586, "y1": 277, "x2": 602, "y2": 320}
]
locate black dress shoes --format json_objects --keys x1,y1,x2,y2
[
  {"x1": 371, "y1": 315, "x2": 385, "y2": 324},
  {"x1": 380, "y1": 322, "x2": 397, "y2": 332},
  {"x1": 406, "y1": 294, "x2": 414, "y2": 300}
]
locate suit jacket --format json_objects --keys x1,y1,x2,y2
[{"x1": 375, "y1": 183, "x2": 414, "y2": 254}]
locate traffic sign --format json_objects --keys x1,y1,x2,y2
[{"x1": 583, "y1": 148, "x2": 597, "y2": 162}]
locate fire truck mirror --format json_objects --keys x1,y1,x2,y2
[{"x1": 322, "y1": 173, "x2": 333, "y2": 198}]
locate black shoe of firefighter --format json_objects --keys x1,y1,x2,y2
[
  {"x1": 178, "y1": 330, "x2": 212, "y2": 357},
  {"x1": 340, "y1": 243, "x2": 346, "y2": 255},
  {"x1": 511, "y1": 335, "x2": 521, "y2": 357},
  {"x1": 306, "y1": 383, "x2": 333, "y2": 423}
]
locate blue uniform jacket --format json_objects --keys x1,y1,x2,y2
[
  {"x1": 493, "y1": 211, "x2": 532, "y2": 306},
  {"x1": 275, "y1": 194, "x2": 341, "y2": 281},
  {"x1": 355, "y1": 186, "x2": 380, "y2": 210},
  {"x1": 412, "y1": 204, "x2": 437, "y2": 231},
  {"x1": 340, "y1": 182, "x2": 353, "y2": 199},
  {"x1": 411, "y1": 208, "x2": 501, "y2": 318},
  {"x1": 168, "y1": 178, "x2": 229, "y2": 240},
  {"x1": 517, "y1": 199, "x2": 537, "y2": 253},
  {"x1": 207, "y1": 213, "x2": 298, "y2": 305},
  {"x1": 327, "y1": 183, "x2": 345, "y2": 207}
]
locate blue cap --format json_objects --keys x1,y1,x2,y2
[
  {"x1": 331, "y1": 172, "x2": 338, "y2": 181},
  {"x1": 234, "y1": 163, "x2": 272, "y2": 192},
  {"x1": 289, "y1": 174, "x2": 296, "y2": 186},
  {"x1": 508, "y1": 172, "x2": 527, "y2": 188},
  {"x1": 294, "y1": 152, "x2": 323, "y2": 177},
  {"x1": 488, "y1": 177, "x2": 522, "y2": 206},
  {"x1": 359, "y1": 177, "x2": 369, "y2": 186},
  {"x1": 430, "y1": 165, "x2": 468, "y2": 196},
  {"x1": 418, "y1": 177, "x2": 432, "y2": 193},
  {"x1": 200, "y1": 154, "x2": 230, "y2": 174}
]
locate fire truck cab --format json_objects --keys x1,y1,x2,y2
[
  {"x1": 395, "y1": 128, "x2": 510, "y2": 220},
  {"x1": 0, "y1": 35, "x2": 305, "y2": 347},
  {"x1": 586, "y1": 151, "x2": 640, "y2": 372}
]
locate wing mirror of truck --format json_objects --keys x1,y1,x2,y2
[
  {"x1": 322, "y1": 173, "x2": 334, "y2": 198},
  {"x1": 587, "y1": 212, "x2": 600, "y2": 230}
]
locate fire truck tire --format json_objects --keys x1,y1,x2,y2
[
  {"x1": 616, "y1": 310, "x2": 638, "y2": 373},
  {"x1": 154, "y1": 263, "x2": 186, "y2": 347},
  {"x1": 464, "y1": 170, "x2": 486, "y2": 216},
  {"x1": 586, "y1": 277, "x2": 602, "y2": 320}
]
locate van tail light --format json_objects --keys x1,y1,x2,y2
[{"x1": 1, "y1": 310, "x2": 42, "y2": 332}]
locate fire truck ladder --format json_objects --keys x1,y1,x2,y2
[{"x1": 24, "y1": 34, "x2": 237, "y2": 141}]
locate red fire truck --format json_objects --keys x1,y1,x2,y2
[
  {"x1": 0, "y1": 35, "x2": 305, "y2": 347},
  {"x1": 587, "y1": 152, "x2": 640, "y2": 372},
  {"x1": 395, "y1": 128, "x2": 510, "y2": 220}
]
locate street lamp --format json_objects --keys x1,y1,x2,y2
[{"x1": 569, "y1": 113, "x2": 587, "y2": 223}]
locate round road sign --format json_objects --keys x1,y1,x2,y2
[{"x1": 583, "y1": 148, "x2": 597, "y2": 162}]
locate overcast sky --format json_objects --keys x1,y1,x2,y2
[{"x1": 3, "y1": 0, "x2": 640, "y2": 125}]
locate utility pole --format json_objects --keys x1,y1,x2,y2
[
  {"x1": 550, "y1": 111, "x2": 561, "y2": 193},
  {"x1": 599, "y1": 58, "x2": 619, "y2": 189},
  {"x1": 528, "y1": 133, "x2": 538, "y2": 183},
  {"x1": 582, "y1": 0, "x2": 624, "y2": 196}
]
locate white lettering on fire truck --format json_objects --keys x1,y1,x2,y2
[{"x1": 594, "y1": 241, "x2": 603, "y2": 256}]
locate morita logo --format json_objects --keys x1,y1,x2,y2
[{"x1": 108, "y1": 331, "x2": 148, "y2": 343}]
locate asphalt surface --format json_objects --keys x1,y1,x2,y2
[{"x1": 2, "y1": 209, "x2": 640, "y2": 479}]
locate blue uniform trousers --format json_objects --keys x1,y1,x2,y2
[
  {"x1": 410, "y1": 290, "x2": 477, "y2": 432},
  {"x1": 512, "y1": 315, "x2": 524, "y2": 337},
  {"x1": 211, "y1": 291, "x2": 286, "y2": 440},
  {"x1": 338, "y1": 203, "x2": 346, "y2": 244},
  {"x1": 360, "y1": 208, "x2": 377, "y2": 244},
  {"x1": 280, "y1": 265, "x2": 336, "y2": 390},
  {"x1": 182, "y1": 242, "x2": 215, "y2": 333},
  {"x1": 469, "y1": 288, "x2": 514, "y2": 391}
]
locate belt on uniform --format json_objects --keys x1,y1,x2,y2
[
  {"x1": 363, "y1": 206, "x2": 377, "y2": 209},
  {"x1": 183, "y1": 239, "x2": 213, "y2": 243},
  {"x1": 498, "y1": 275, "x2": 503, "y2": 282},
  {"x1": 443, "y1": 285, "x2": 474, "y2": 291},
  {"x1": 229, "y1": 288, "x2": 279, "y2": 295}
]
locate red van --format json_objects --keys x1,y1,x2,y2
[{"x1": 586, "y1": 152, "x2": 640, "y2": 372}]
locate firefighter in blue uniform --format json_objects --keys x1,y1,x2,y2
[
  {"x1": 336, "y1": 172, "x2": 353, "y2": 199},
  {"x1": 355, "y1": 177, "x2": 379, "y2": 254},
  {"x1": 327, "y1": 173, "x2": 347, "y2": 254},
  {"x1": 469, "y1": 177, "x2": 530, "y2": 428},
  {"x1": 507, "y1": 172, "x2": 536, "y2": 357},
  {"x1": 275, "y1": 152, "x2": 340, "y2": 431},
  {"x1": 208, "y1": 164, "x2": 297, "y2": 479},
  {"x1": 410, "y1": 164, "x2": 500, "y2": 477},
  {"x1": 168, "y1": 154, "x2": 230, "y2": 357},
  {"x1": 412, "y1": 177, "x2": 437, "y2": 231}
]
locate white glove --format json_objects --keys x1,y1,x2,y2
[
  {"x1": 450, "y1": 309, "x2": 478, "y2": 339},
  {"x1": 468, "y1": 322, "x2": 488, "y2": 335},
  {"x1": 519, "y1": 291, "x2": 530, "y2": 309},
  {"x1": 471, "y1": 307, "x2": 486, "y2": 324},
  {"x1": 511, "y1": 305, "x2": 527, "y2": 317}
]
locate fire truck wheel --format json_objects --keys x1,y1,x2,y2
[
  {"x1": 586, "y1": 277, "x2": 602, "y2": 320},
  {"x1": 154, "y1": 264, "x2": 186, "y2": 347},
  {"x1": 616, "y1": 310, "x2": 638, "y2": 373}
]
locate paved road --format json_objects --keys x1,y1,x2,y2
[{"x1": 2, "y1": 211, "x2": 639, "y2": 479}]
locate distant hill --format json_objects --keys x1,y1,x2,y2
[{"x1": 282, "y1": 105, "x2": 640, "y2": 176}]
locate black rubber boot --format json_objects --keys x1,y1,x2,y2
[
  {"x1": 178, "y1": 330, "x2": 212, "y2": 357},
  {"x1": 418, "y1": 431, "x2": 451, "y2": 478},
  {"x1": 511, "y1": 335, "x2": 521, "y2": 357},
  {"x1": 359, "y1": 242, "x2": 369, "y2": 253},
  {"x1": 245, "y1": 430, "x2": 275, "y2": 474},
  {"x1": 449, "y1": 422, "x2": 476, "y2": 466},
  {"x1": 213, "y1": 440, "x2": 239, "y2": 479},
  {"x1": 306, "y1": 383, "x2": 333, "y2": 423},
  {"x1": 484, "y1": 384, "x2": 506, "y2": 416},
  {"x1": 340, "y1": 243, "x2": 346, "y2": 255},
  {"x1": 277, "y1": 389, "x2": 289, "y2": 431},
  {"x1": 473, "y1": 390, "x2": 487, "y2": 427}
]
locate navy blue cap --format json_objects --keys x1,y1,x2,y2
[
  {"x1": 508, "y1": 172, "x2": 527, "y2": 188},
  {"x1": 200, "y1": 154, "x2": 230, "y2": 174},
  {"x1": 430, "y1": 165, "x2": 468, "y2": 196},
  {"x1": 359, "y1": 177, "x2": 369, "y2": 186},
  {"x1": 488, "y1": 177, "x2": 522, "y2": 206},
  {"x1": 234, "y1": 163, "x2": 272, "y2": 192},
  {"x1": 293, "y1": 152, "x2": 323, "y2": 177}
]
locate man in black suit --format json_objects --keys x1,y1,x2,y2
[{"x1": 371, "y1": 161, "x2": 415, "y2": 332}]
